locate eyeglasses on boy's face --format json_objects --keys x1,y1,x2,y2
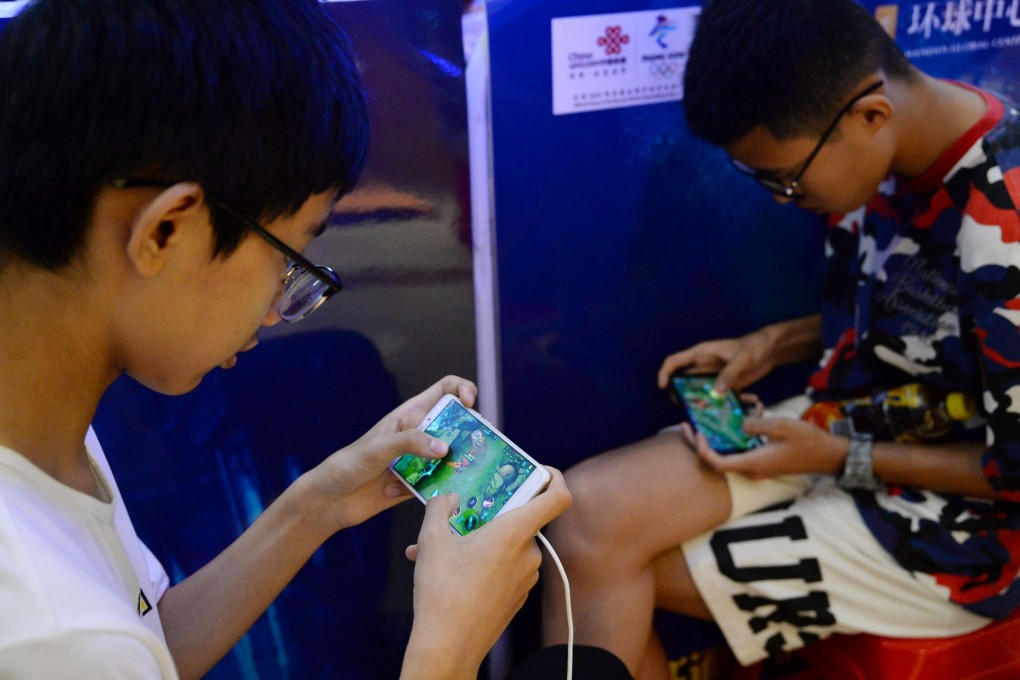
[
  {"x1": 109, "y1": 178, "x2": 342, "y2": 323},
  {"x1": 730, "y1": 80, "x2": 885, "y2": 201}
]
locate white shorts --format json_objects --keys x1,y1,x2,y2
[{"x1": 682, "y1": 476, "x2": 991, "y2": 666}]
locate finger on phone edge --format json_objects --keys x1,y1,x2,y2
[
  {"x1": 434, "y1": 375, "x2": 477, "y2": 407},
  {"x1": 509, "y1": 468, "x2": 572, "y2": 528}
]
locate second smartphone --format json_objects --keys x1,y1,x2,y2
[{"x1": 669, "y1": 373, "x2": 763, "y2": 454}]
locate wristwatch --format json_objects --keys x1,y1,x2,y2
[{"x1": 836, "y1": 432, "x2": 880, "y2": 491}]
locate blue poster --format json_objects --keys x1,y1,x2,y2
[
  {"x1": 487, "y1": 0, "x2": 826, "y2": 473},
  {"x1": 868, "y1": 0, "x2": 1020, "y2": 102}
]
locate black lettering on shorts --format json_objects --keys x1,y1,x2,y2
[
  {"x1": 710, "y1": 516, "x2": 822, "y2": 583},
  {"x1": 711, "y1": 514, "x2": 837, "y2": 658},
  {"x1": 733, "y1": 591, "x2": 836, "y2": 633},
  {"x1": 734, "y1": 591, "x2": 835, "y2": 656}
]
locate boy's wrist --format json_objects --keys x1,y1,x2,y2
[
  {"x1": 744, "y1": 325, "x2": 780, "y2": 370},
  {"x1": 401, "y1": 627, "x2": 480, "y2": 680},
  {"x1": 754, "y1": 324, "x2": 782, "y2": 352},
  {"x1": 759, "y1": 315, "x2": 823, "y2": 366},
  {"x1": 282, "y1": 472, "x2": 343, "y2": 542}
]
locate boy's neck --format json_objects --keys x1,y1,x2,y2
[
  {"x1": 0, "y1": 262, "x2": 114, "y2": 500},
  {"x1": 890, "y1": 73, "x2": 990, "y2": 178}
]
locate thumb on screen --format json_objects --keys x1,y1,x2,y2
[
  {"x1": 421, "y1": 493, "x2": 460, "y2": 533},
  {"x1": 406, "y1": 493, "x2": 461, "y2": 562}
]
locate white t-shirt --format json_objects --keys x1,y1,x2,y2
[{"x1": 0, "y1": 428, "x2": 178, "y2": 678}]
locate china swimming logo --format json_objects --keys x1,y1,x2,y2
[
  {"x1": 597, "y1": 26, "x2": 630, "y2": 55},
  {"x1": 649, "y1": 14, "x2": 677, "y2": 48}
]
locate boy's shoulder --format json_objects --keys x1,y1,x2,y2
[
  {"x1": 982, "y1": 91, "x2": 1020, "y2": 202},
  {"x1": 0, "y1": 447, "x2": 133, "y2": 632},
  {"x1": 0, "y1": 451, "x2": 175, "y2": 675},
  {"x1": 955, "y1": 90, "x2": 1020, "y2": 257}
]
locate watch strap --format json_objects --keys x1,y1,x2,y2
[{"x1": 837, "y1": 432, "x2": 879, "y2": 491}]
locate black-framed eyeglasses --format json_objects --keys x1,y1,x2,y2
[
  {"x1": 731, "y1": 80, "x2": 884, "y2": 201},
  {"x1": 110, "y1": 177, "x2": 342, "y2": 322}
]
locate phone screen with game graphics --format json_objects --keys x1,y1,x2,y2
[
  {"x1": 389, "y1": 396, "x2": 550, "y2": 535},
  {"x1": 670, "y1": 374, "x2": 763, "y2": 453}
]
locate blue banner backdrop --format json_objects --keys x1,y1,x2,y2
[{"x1": 487, "y1": 0, "x2": 825, "y2": 474}]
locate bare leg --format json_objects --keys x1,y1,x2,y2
[
  {"x1": 541, "y1": 430, "x2": 731, "y2": 678},
  {"x1": 635, "y1": 627, "x2": 670, "y2": 680}
]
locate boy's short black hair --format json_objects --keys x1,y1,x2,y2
[
  {"x1": 0, "y1": 0, "x2": 369, "y2": 270},
  {"x1": 682, "y1": 0, "x2": 915, "y2": 147}
]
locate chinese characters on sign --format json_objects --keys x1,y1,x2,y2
[
  {"x1": 877, "y1": 1, "x2": 1020, "y2": 57},
  {"x1": 551, "y1": 8, "x2": 699, "y2": 116},
  {"x1": 905, "y1": 0, "x2": 1020, "y2": 38}
]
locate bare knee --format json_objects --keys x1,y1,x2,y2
[
  {"x1": 546, "y1": 432, "x2": 730, "y2": 572},
  {"x1": 545, "y1": 456, "x2": 622, "y2": 563},
  {"x1": 547, "y1": 436, "x2": 682, "y2": 565}
]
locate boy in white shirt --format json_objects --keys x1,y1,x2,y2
[{"x1": 0, "y1": 1, "x2": 570, "y2": 678}]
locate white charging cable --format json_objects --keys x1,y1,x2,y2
[{"x1": 536, "y1": 530, "x2": 573, "y2": 680}]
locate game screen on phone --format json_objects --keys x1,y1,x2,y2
[
  {"x1": 672, "y1": 375, "x2": 761, "y2": 453},
  {"x1": 391, "y1": 399, "x2": 537, "y2": 535}
]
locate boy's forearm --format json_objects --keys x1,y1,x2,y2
[
  {"x1": 872, "y1": 440, "x2": 996, "y2": 499},
  {"x1": 157, "y1": 476, "x2": 333, "y2": 680},
  {"x1": 754, "y1": 314, "x2": 823, "y2": 368},
  {"x1": 400, "y1": 629, "x2": 483, "y2": 680}
]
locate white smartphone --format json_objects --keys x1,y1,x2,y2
[{"x1": 389, "y1": 394, "x2": 551, "y2": 535}]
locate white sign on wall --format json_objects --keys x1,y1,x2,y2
[{"x1": 551, "y1": 7, "x2": 699, "y2": 116}]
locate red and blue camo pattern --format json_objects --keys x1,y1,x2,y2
[{"x1": 809, "y1": 86, "x2": 1020, "y2": 619}]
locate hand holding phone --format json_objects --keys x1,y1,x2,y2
[
  {"x1": 402, "y1": 467, "x2": 570, "y2": 677},
  {"x1": 668, "y1": 373, "x2": 763, "y2": 453},
  {"x1": 389, "y1": 395, "x2": 551, "y2": 535}
]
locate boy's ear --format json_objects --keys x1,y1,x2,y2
[
  {"x1": 125, "y1": 183, "x2": 207, "y2": 276},
  {"x1": 853, "y1": 92, "x2": 894, "y2": 135}
]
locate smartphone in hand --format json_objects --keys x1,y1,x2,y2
[
  {"x1": 668, "y1": 373, "x2": 763, "y2": 453},
  {"x1": 389, "y1": 395, "x2": 551, "y2": 535}
]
